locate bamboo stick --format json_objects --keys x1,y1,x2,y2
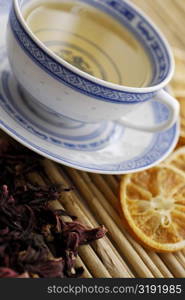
[
  {"x1": 147, "y1": 252, "x2": 174, "y2": 278},
  {"x1": 159, "y1": 253, "x2": 185, "y2": 278},
  {"x1": 102, "y1": 175, "x2": 118, "y2": 196},
  {"x1": 73, "y1": 256, "x2": 92, "y2": 278},
  {"x1": 89, "y1": 173, "x2": 119, "y2": 210},
  {"x1": 42, "y1": 160, "x2": 133, "y2": 278},
  {"x1": 174, "y1": 252, "x2": 185, "y2": 269},
  {"x1": 77, "y1": 245, "x2": 111, "y2": 278},
  {"x1": 174, "y1": 0, "x2": 185, "y2": 14},
  {"x1": 27, "y1": 172, "x2": 110, "y2": 278}
]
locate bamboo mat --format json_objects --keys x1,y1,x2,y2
[{"x1": 3, "y1": 0, "x2": 185, "y2": 278}]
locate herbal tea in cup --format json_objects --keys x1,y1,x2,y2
[{"x1": 23, "y1": 0, "x2": 152, "y2": 87}]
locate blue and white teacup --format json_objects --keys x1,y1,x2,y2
[{"x1": 6, "y1": 0, "x2": 179, "y2": 148}]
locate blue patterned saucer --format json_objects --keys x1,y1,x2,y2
[{"x1": 0, "y1": 52, "x2": 179, "y2": 174}]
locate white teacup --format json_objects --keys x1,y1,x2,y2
[{"x1": 6, "y1": 0, "x2": 179, "y2": 149}]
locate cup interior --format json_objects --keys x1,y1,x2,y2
[{"x1": 14, "y1": 0, "x2": 174, "y2": 92}]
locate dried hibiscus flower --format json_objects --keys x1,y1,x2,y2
[{"x1": 0, "y1": 138, "x2": 107, "y2": 278}]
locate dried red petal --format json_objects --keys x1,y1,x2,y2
[
  {"x1": 25, "y1": 258, "x2": 64, "y2": 278},
  {"x1": 0, "y1": 267, "x2": 19, "y2": 278},
  {"x1": 0, "y1": 138, "x2": 107, "y2": 278}
]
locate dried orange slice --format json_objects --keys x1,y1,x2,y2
[{"x1": 119, "y1": 165, "x2": 185, "y2": 252}]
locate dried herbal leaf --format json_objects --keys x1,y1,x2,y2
[{"x1": 0, "y1": 138, "x2": 107, "y2": 278}]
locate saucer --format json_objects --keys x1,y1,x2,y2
[{"x1": 0, "y1": 3, "x2": 179, "y2": 174}]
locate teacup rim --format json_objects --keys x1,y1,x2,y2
[{"x1": 13, "y1": 0, "x2": 174, "y2": 94}]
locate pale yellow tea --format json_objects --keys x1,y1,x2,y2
[{"x1": 23, "y1": 0, "x2": 152, "y2": 87}]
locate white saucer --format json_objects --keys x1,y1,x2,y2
[{"x1": 0, "y1": 3, "x2": 179, "y2": 174}]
